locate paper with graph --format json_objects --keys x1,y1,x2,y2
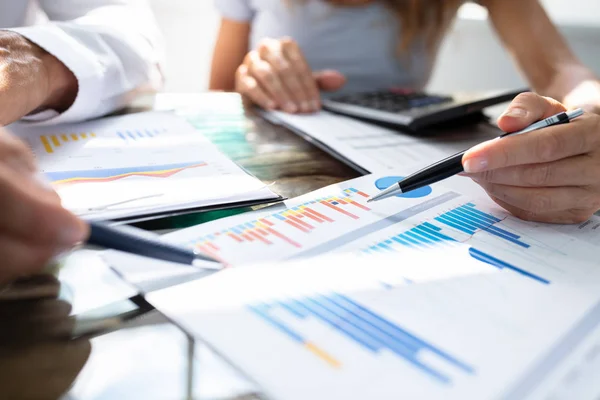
[
  {"x1": 105, "y1": 173, "x2": 600, "y2": 399},
  {"x1": 11, "y1": 112, "x2": 279, "y2": 220},
  {"x1": 263, "y1": 110, "x2": 501, "y2": 173}
]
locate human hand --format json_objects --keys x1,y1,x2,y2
[
  {"x1": 0, "y1": 31, "x2": 77, "y2": 125},
  {"x1": 462, "y1": 92, "x2": 600, "y2": 223},
  {"x1": 0, "y1": 128, "x2": 88, "y2": 285},
  {"x1": 235, "y1": 37, "x2": 346, "y2": 113}
]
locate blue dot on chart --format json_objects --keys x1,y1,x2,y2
[{"x1": 374, "y1": 176, "x2": 433, "y2": 199}]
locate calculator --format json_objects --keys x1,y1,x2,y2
[{"x1": 321, "y1": 88, "x2": 527, "y2": 131}]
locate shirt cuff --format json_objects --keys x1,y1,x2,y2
[
  {"x1": 8, "y1": 24, "x2": 104, "y2": 125},
  {"x1": 22, "y1": 109, "x2": 60, "y2": 122}
]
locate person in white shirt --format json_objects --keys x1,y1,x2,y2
[
  {"x1": 0, "y1": 0, "x2": 163, "y2": 125},
  {"x1": 0, "y1": 0, "x2": 163, "y2": 285}
]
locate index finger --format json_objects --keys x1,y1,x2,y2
[
  {"x1": 463, "y1": 113, "x2": 599, "y2": 173},
  {"x1": 281, "y1": 38, "x2": 320, "y2": 110},
  {"x1": 0, "y1": 165, "x2": 88, "y2": 247}
]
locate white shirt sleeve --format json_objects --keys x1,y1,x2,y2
[{"x1": 9, "y1": 0, "x2": 164, "y2": 125}]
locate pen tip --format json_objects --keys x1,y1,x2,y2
[
  {"x1": 192, "y1": 259, "x2": 223, "y2": 271},
  {"x1": 366, "y1": 198, "x2": 373, "y2": 203}
]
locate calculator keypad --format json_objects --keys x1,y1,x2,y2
[{"x1": 328, "y1": 91, "x2": 453, "y2": 113}]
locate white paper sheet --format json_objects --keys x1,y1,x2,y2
[
  {"x1": 264, "y1": 110, "x2": 501, "y2": 174},
  {"x1": 10, "y1": 112, "x2": 279, "y2": 221},
  {"x1": 105, "y1": 173, "x2": 600, "y2": 399}
]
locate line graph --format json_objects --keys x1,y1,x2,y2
[{"x1": 47, "y1": 161, "x2": 207, "y2": 185}]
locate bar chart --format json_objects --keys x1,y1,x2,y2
[
  {"x1": 143, "y1": 174, "x2": 600, "y2": 400},
  {"x1": 116, "y1": 128, "x2": 167, "y2": 142},
  {"x1": 186, "y1": 187, "x2": 373, "y2": 260},
  {"x1": 361, "y1": 202, "x2": 549, "y2": 284},
  {"x1": 40, "y1": 132, "x2": 97, "y2": 154},
  {"x1": 175, "y1": 183, "x2": 550, "y2": 285},
  {"x1": 39, "y1": 127, "x2": 168, "y2": 154},
  {"x1": 15, "y1": 111, "x2": 279, "y2": 220},
  {"x1": 248, "y1": 292, "x2": 474, "y2": 384}
]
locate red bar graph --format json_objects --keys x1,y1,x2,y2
[
  {"x1": 320, "y1": 201, "x2": 359, "y2": 220},
  {"x1": 286, "y1": 219, "x2": 311, "y2": 233},
  {"x1": 265, "y1": 227, "x2": 302, "y2": 248},
  {"x1": 347, "y1": 199, "x2": 370, "y2": 211},
  {"x1": 206, "y1": 242, "x2": 220, "y2": 252},
  {"x1": 241, "y1": 233, "x2": 254, "y2": 242},
  {"x1": 228, "y1": 233, "x2": 243, "y2": 243},
  {"x1": 256, "y1": 228, "x2": 270, "y2": 237},
  {"x1": 287, "y1": 215, "x2": 313, "y2": 230},
  {"x1": 249, "y1": 231, "x2": 272, "y2": 244},
  {"x1": 189, "y1": 187, "x2": 372, "y2": 256},
  {"x1": 304, "y1": 207, "x2": 334, "y2": 222},
  {"x1": 301, "y1": 211, "x2": 324, "y2": 223}
]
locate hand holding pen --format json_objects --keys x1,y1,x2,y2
[
  {"x1": 370, "y1": 93, "x2": 600, "y2": 223},
  {"x1": 463, "y1": 93, "x2": 600, "y2": 223}
]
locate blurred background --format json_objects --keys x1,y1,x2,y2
[{"x1": 148, "y1": 0, "x2": 600, "y2": 94}]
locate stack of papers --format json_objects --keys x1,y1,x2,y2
[
  {"x1": 263, "y1": 110, "x2": 501, "y2": 173},
  {"x1": 105, "y1": 173, "x2": 600, "y2": 399},
  {"x1": 11, "y1": 111, "x2": 280, "y2": 221}
]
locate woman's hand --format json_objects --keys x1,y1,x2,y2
[
  {"x1": 235, "y1": 37, "x2": 345, "y2": 113},
  {"x1": 0, "y1": 129, "x2": 88, "y2": 285},
  {"x1": 462, "y1": 92, "x2": 600, "y2": 223}
]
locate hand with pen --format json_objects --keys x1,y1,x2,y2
[
  {"x1": 462, "y1": 92, "x2": 600, "y2": 223},
  {"x1": 0, "y1": 129, "x2": 88, "y2": 285}
]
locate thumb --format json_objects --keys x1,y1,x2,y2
[
  {"x1": 313, "y1": 70, "x2": 346, "y2": 92},
  {"x1": 497, "y1": 92, "x2": 566, "y2": 133}
]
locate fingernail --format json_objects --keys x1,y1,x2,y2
[
  {"x1": 284, "y1": 102, "x2": 298, "y2": 113},
  {"x1": 463, "y1": 158, "x2": 488, "y2": 173},
  {"x1": 503, "y1": 107, "x2": 528, "y2": 118},
  {"x1": 311, "y1": 100, "x2": 320, "y2": 111},
  {"x1": 59, "y1": 220, "x2": 87, "y2": 246},
  {"x1": 266, "y1": 100, "x2": 276, "y2": 110},
  {"x1": 301, "y1": 101, "x2": 310, "y2": 112}
]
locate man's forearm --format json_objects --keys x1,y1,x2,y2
[{"x1": 0, "y1": 31, "x2": 79, "y2": 124}]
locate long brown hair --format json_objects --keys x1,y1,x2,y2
[
  {"x1": 290, "y1": 0, "x2": 465, "y2": 53},
  {"x1": 384, "y1": 0, "x2": 465, "y2": 52}
]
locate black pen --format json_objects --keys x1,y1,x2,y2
[
  {"x1": 368, "y1": 108, "x2": 585, "y2": 203},
  {"x1": 87, "y1": 221, "x2": 222, "y2": 270}
]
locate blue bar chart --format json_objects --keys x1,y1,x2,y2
[
  {"x1": 434, "y1": 203, "x2": 530, "y2": 248},
  {"x1": 117, "y1": 128, "x2": 166, "y2": 142},
  {"x1": 363, "y1": 202, "x2": 549, "y2": 284},
  {"x1": 249, "y1": 292, "x2": 474, "y2": 384}
]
